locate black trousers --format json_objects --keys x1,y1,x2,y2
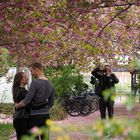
[
  {"x1": 29, "y1": 114, "x2": 50, "y2": 129},
  {"x1": 29, "y1": 114, "x2": 50, "y2": 140},
  {"x1": 13, "y1": 118, "x2": 29, "y2": 140},
  {"x1": 99, "y1": 98, "x2": 114, "y2": 119}
]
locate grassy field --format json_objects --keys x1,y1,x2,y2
[{"x1": 0, "y1": 123, "x2": 14, "y2": 140}]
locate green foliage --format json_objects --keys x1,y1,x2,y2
[
  {"x1": 83, "y1": 44, "x2": 93, "y2": 52},
  {"x1": 0, "y1": 124, "x2": 14, "y2": 140},
  {"x1": 0, "y1": 102, "x2": 67, "y2": 121},
  {"x1": 129, "y1": 59, "x2": 140, "y2": 69},
  {"x1": 115, "y1": 6, "x2": 127, "y2": 20},
  {"x1": 102, "y1": 88, "x2": 116, "y2": 101},
  {"x1": 50, "y1": 100, "x2": 68, "y2": 121},
  {"x1": 129, "y1": 59, "x2": 140, "y2": 87},
  {"x1": 0, "y1": 103, "x2": 14, "y2": 115},
  {"x1": 0, "y1": 48, "x2": 9, "y2": 77},
  {"x1": 44, "y1": 65, "x2": 84, "y2": 98}
]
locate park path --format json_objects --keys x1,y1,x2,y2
[
  {"x1": 0, "y1": 102, "x2": 139, "y2": 140},
  {"x1": 51, "y1": 102, "x2": 140, "y2": 140}
]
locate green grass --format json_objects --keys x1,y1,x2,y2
[{"x1": 0, "y1": 123, "x2": 14, "y2": 140}]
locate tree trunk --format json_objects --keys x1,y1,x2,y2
[{"x1": 16, "y1": 60, "x2": 20, "y2": 73}]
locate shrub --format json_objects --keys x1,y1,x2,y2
[
  {"x1": 44, "y1": 65, "x2": 84, "y2": 98},
  {"x1": 0, "y1": 103, "x2": 14, "y2": 115},
  {"x1": 0, "y1": 123, "x2": 14, "y2": 140},
  {"x1": 0, "y1": 48, "x2": 9, "y2": 77},
  {"x1": 0, "y1": 102, "x2": 67, "y2": 121},
  {"x1": 50, "y1": 101, "x2": 68, "y2": 121}
]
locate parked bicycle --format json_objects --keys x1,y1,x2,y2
[
  {"x1": 73, "y1": 95, "x2": 92, "y2": 116},
  {"x1": 62, "y1": 91, "x2": 99, "y2": 117},
  {"x1": 62, "y1": 96, "x2": 81, "y2": 117},
  {"x1": 83, "y1": 92, "x2": 99, "y2": 113}
]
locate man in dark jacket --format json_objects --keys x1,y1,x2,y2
[{"x1": 91, "y1": 65, "x2": 119, "y2": 119}]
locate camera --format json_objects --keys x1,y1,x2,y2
[{"x1": 90, "y1": 76, "x2": 96, "y2": 85}]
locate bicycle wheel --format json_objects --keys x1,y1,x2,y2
[
  {"x1": 93, "y1": 98, "x2": 99, "y2": 110},
  {"x1": 66, "y1": 101, "x2": 81, "y2": 117},
  {"x1": 80, "y1": 101, "x2": 91, "y2": 116},
  {"x1": 90, "y1": 101, "x2": 97, "y2": 113},
  {"x1": 65, "y1": 102, "x2": 72, "y2": 113}
]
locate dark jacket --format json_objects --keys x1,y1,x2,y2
[
  {"x1": 13, "y1": 87, "x2": 29, "y2": 118},
  {"x1": 91, "y1": 67, "x2": 119, "y2": 97}
]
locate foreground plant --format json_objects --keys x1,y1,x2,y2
[{"x1": 21, "y1": 112, "x2": 140, "y2": 140}]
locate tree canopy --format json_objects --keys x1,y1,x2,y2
[{"x1": 0, "y1": 0, "x2": 140, "y2": 70}]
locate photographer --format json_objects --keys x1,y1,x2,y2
[{"x1": 91, "y1": 65, "x2": 119, "y2": 119}]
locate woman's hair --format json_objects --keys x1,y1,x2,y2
[
  {"x1": 30, "y1": 62, "x2": 43, "y2": 70},
  {"x1": 12, "y1": 72, "x2": 24, "y2": 102}
]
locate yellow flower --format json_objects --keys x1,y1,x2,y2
[
  {"x1": 63, "y1": 134, "x2": 71, "y2": 140},
  {"x1": 56, "y1": 135, "x2": 70, "y2": 140},
  {"x1": 50, "y1": 125, "x2": 63, "y2": 132},
  {"x1": 46, "y1": 119, "x2": 53, "y2": 126},
  {"x1": 57, "y1": 136, "x2": 63, "y2": 140}
]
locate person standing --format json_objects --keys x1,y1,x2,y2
[
  {"x1": 91, "y1": 64, "x2": 119, "y2": 119},
  {"x1": 15, "y1": 62, "x2": 55, "y2": 139},
  {"x1": 12, "y1": 72, "x2": 29, "y2": 140}
]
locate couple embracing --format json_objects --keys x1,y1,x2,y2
[{"x1": 12, "y1": 62, "x2": 55, "y2": 140}]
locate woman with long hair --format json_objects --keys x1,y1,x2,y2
[{"x1": 12, "y1": 72, "x2": 29, "y2": 140}]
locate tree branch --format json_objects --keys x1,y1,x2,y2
[
  {"x1": 94, "y1": 4, "x2": 132, "y2": 47},
  {"x1": 68, "y1": 2, "x2": 138, "y2": 11},
  {"x1": 0, "y1": 41, "x2": 34, "y2": 46}
]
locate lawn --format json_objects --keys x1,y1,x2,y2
[{"x1": 0, "y1": 123, "x2": 14, "y2": 140}]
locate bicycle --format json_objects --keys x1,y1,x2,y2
[
  {"x1": 62, "y1": 96, "x2": 81, "y2": 117},
  {"x1": 73, "y1": 95, "x2": 92, "y2": 116}
]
